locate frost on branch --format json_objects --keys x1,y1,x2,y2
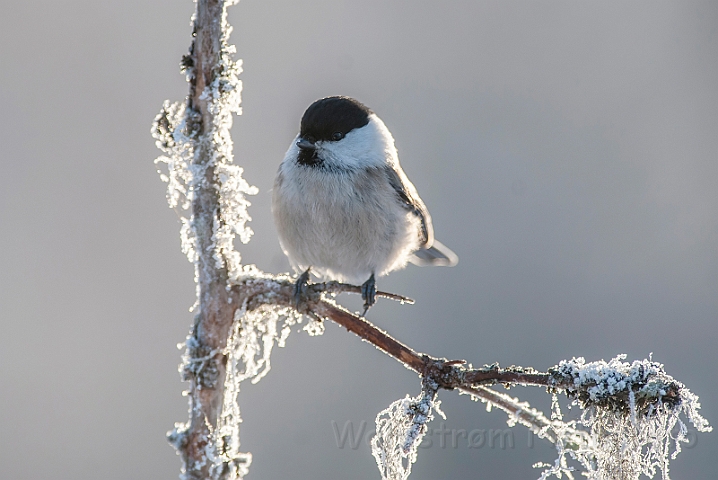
[
  {"x1": 152, "y1": 13, "x2": 257, "y2": 288},
  {"x1": 371, "y1": 382, "x2": 445, "y2": 480},
  {"x1": 459, "y1": 384, "x2": 590, "y2": 450},
  {"x1": 225, "y1": 303, "x2": 299, "y2": 386},
  {"x1": 152, "y1": 101, "x2": 198, "y2": 266},
  {"x1": 153, "y1": 1, "x2": 263, "y2": 477},
  {"x1": 201, "y1": 31, "x2": 258, "y2": 282},
  {"x1": 211, "y1": 303, "x2": 301, "y2": 479},
  {"x1": 168, "y1": 301, "x2": 302, "y2": 479},
  {"x1": 535, "y1": 355, "x2": 712, "y2": 480}
]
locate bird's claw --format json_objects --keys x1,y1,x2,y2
[
  {"x1": 360, "y1": 274, "x2": 376, "y2": 317},
  {"x1": 294, "y1": 268, "x2": 311, "y2": 308}
]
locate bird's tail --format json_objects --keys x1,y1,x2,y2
[{"x1": 409, "y1": 240, "x2": 458, "y2": 267}]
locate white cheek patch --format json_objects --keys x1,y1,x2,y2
[{"x1": 319, "y1": 115, "x2": 399, "y2": 170}]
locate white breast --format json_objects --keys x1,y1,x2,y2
[{"x1": 272, "y1": 117, "x2": 422, "y2": 284}]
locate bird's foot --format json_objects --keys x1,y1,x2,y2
[
  {"x1": 294, "y1": 268, "x2": 311, "y2": 308},
  {"x1": 360, "y1": 274, "x2": 376, "y2": 317}
]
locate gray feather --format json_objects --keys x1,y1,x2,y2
[
  {"x1": 409, "y1": 239, "x2": 458, "y2": 267},
  {"x1": 383, "y1": 165, "x2": 433, "y2": 247}
]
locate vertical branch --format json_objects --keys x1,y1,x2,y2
[
  {"x1": 189, "y1": 0, "x2": 234, "y2": 362},
  {"x1": 166, "y1": 1, "x2": 244, "y2": 479}
]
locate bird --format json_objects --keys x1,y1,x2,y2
[{"x1": 272, "y1": 96, "x2": 457, "y2": 314}]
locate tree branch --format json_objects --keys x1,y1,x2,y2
[
  {"x1": 230, "y1": 278, "x2": 684, "y2": 422},
  {"x1": 166, "y1": 1, "x2": 243, "y2": 479}
]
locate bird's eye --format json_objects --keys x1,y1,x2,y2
[{"x1": 331, "y1": 132, "x2": 345, "y2": 141}]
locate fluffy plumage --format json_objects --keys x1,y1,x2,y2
[{"x1": 272, "y1": 96, "x2": 457, "y2": 291}]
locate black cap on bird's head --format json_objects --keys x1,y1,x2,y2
[
  {"x1": 295, "y1": 96, "x2": 373, "y2": 166},
  {"x1": 298, "y1": 96, "x2": 372, "y2": 145}
]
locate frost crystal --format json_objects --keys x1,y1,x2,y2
[
  {"x1": 213, "y1": 304, "x2": 300, "y2": 479},
  {"x1": 152, "y1": 8, "x2": 257, "y2": 292},
  {"x1": 371, "y1": 385, "x2": 444, "y2": 480},
  {"x1": 537, "y1": 355, "x2": 712, "y2": 480},
  {"x1": 204, "y1": 38, "x2": 259, "y2": 282},
  {"x1": 154, "y1": 2, "x2": 262, "y2": 477},
  {"x1": 226, "y1": 303, "x2": 299, "y2": 386}
]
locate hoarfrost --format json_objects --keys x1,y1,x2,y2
[
  {"x1": 153, "y1": 100, "x2": 202, "y2": 309},
  {"x1": 459, "y1": 385, "x2": 592, "y2": 456},
  {"x1": 303, "y1": 316, "x2": 326, "y2": 336},
  {"x1": 203, "y1": 38, "x2": 259, "y2": 282},
  {"x1": 536, "y1": 355, "x2": 712, "y2": 480},
  {"x1": 154, "y1": 2, "x2": 261, "y2": 477},
  {"x1": 226, "y1": 303, "x2": 300, "y2": 385},
  {"x1": 371, "y1": 384, "x2": 444, "y2": 480},
  {"x1": 152, "y1": 12, "x2": 257, "y2": 295},
  {"x1": 152, "y1": 100, "x2": 195, "y2": 212},
  {"x1": 209, "y1": 303, "x2": 300, "y2": 479}
]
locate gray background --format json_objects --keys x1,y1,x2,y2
[{"x1": 1, "y1": 1, "x2": 716, "y2": 479}]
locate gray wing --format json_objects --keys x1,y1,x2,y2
[
  {"x1": 383, "y1": 164, "x2": 433, "y2": 247},
  {"x1": 383, "y1": 164, "x2": 458, "y2": 267}
]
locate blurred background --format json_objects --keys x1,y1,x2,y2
[{"x1": 1, "y1": 1, "x2": 716, "y2": 478}]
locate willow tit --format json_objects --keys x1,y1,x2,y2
[{"x1": 272, "y1": 96, "x2": 457, "y2": 313}]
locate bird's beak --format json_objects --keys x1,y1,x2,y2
[{"x1": 296, "y1": 138, "x2": 316, "y2": 150}]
